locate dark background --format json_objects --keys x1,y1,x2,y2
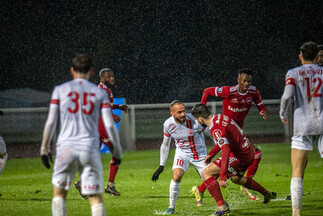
[{"x1": 1, "y1": 1, "x2": 322, "y2": 104}]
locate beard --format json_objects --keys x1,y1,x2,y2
[{"x1": 175, "y1": 116, "x2": 186, "y2": 124}]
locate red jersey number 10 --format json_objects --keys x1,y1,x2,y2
[
  {"x1": 304, "y1": 77, "x2": 322, "y2": 98},
  {"x1": 68, "y1": 91, "x2": 96, "y2": 115}
]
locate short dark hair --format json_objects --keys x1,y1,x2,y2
[
  {"x1": 191, "y1": 104, "x2": 211, "y2": 119},
  {"x1": 72, "y1": 54, "x2": 92, "y2": 74},
  {"x1": 99, "y1": 68, "x2": 113, "y2": 77},
  {"x1": 300, "y1": 42, "x2": 319, "y2": 61},
  {"x1": 238, "y1": 68, "x2": 252, "y2": 76}
]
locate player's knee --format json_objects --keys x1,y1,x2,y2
[
  {"x1": 111, "y1": 157, "x2": 121, "y2": 166},
  {"x1": 230, "y1": 176, "x2": 241, "y2": 184}
]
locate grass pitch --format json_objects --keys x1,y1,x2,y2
[{"x1": 0, "y1": 143, "x2": 322, "y2": 216}]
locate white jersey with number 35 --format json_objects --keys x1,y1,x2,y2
[
  {"x1": 50, "y1": 78, "x2": 110, "y2": 149},
  {"x1": 285, "y1": 64, "x2": 323, "y2": 135}
]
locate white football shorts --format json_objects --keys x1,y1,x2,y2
[
  {"x1": 291, "y1": 135, "x2": 323, "y2": 158},
  {"x1": 52, "y1": 145, "x2": 103, "y2": 194},
  {"x1": 172, "y1": 147, "x2": 207, "y2": 177}
]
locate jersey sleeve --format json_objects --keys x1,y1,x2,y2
[
  {"x1": 50, "y1": 87, "x2": 60, "y2": 106},
  {"x1": 163, "y1": 121, "x2": 171, "y2": 138},
  {"x1": 201, "y1": 86, "x2": 230, "y2": 104},
  {"x1": 254, "y1": 88, "x2": 267, "y2": 112},
  {"x1": 100, "y1": 89, "x2": 111, "y2": 110},
  {"x1": 285, "y1": 70, "x2": 296, "y2": 87}
]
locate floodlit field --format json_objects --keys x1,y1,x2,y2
[{"x1": 0, "y1": 143, "x2": 322, "y2": 216}]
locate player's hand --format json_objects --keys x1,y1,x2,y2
[
  {"x1": 119, "y1": 105, "x2": 128, "y2": 113},
  {"x1": 219, "y1": 180, "x2": 229, "y2": 188},
  {"x1": 41, "y1": 153, "x2": 53, "y2": 169},
  {"x1": 260, "y1": 111, "x2": 269, "y2": 120},
  {"x1": 204, "y1": 155, "x2": 212, "y2": 165},
  {"x1": 281, "y1": 117, "x2": 289, "y2": 124},
  {"x1": 152, "y1": 165, "x2": 164, "y2": 181}
]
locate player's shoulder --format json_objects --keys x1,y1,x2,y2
[
  {"x1": 229, "y1": 85, "x2": 238, "y2": 93},
  {"x1": 163, "y1": 116, "x2": 174, "y2": 127},
  {"x1": 247, "y1": 85, "x2": 258, "y2": 93},
  {"x1": 186, "y1": 113, "x2": 195, "y2": 120}
]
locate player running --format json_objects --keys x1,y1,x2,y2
[
  {"x1": 151, "y1": 100, "x2": 209, "y2": 214},
  {"x1": 191, "y1": 68, "x2": 269, "y2": 204},
  {"x1": 40, "y1": 54, "x2": 122, "y2": 216},
  {"x1": 75, "y1": 68, "x2": 128, "y2": 198},
  {"x1": 280, "y1": 42, "x2": 323, "y2": 216},
  {"x1": 192, "y1": 104, "x2": 276, "y2": 216}
]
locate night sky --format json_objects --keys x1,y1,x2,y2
[{"x1": 2, "y1": 1, "x2": 323, "y2": 104}]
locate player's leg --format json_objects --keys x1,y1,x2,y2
[
  {"x1": 52, "y1": 146, "x2": 78, "y2": 216},
  {"x1": 0, "y1": 136, "x2": 7, "y2": 176},
  {"x1": 231, "y1": 175, "x2": 276, "y2": 204},
  {"x1": 241, "y1": 148, "x2": 262, "y2": 200},
  {"x1": 202, "y1": 160, "x2": 230, "y2": 215},
  {"x1": 52, "y1": 186, "x2": 68, "y2": 216},
  {"x1": 164, "y1": 154, "x2": 189, "y2": 214},
  {"x1": 290, "y1": 135, "x2": 312, "y2": 216},
  {"x1": 104, "y1": 141, "x2": 121, "y2": 196},
  {"x1": 191, "y1": 156, "x2": 207, "y2": 206},
  {"x1": 80, "y1": 149, "x2": 106, "y2": 216},
  {"x1": 89, "y1": 194, "x2": 106, "y2": 216}
]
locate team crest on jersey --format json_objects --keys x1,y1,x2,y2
[
  {"x1": 188, "y1": 129, "x2": 193, "y2": 135},
  {"x1": 231, "y1": 98, "x2": 238, "y2": 103},
  {"x1": 246, "y1": 98, "x2": 252, "y2": 104},
  {"x1": 217, "y1": 87, "x2": 223, "y2": 93},
  {"x1": 212, "y1": 129, "x2": 222, "y2": 140}
]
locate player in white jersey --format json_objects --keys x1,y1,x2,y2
[
  {"x1": 40, "y1": 54, "x2": 122, "y2": 216},
  {"x1": 151, "y1": 101, "x2": 208, "y2": 214},
  {"x1": 0, "y1": 111, "x2": 8, "y2": 177},
  {"x1": 280, "y1": 42, "x2": 323, "y2": 216}
]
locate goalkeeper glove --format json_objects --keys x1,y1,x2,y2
[{"x1": 152, "y1": 165, "x2": 164, "y2": 181}]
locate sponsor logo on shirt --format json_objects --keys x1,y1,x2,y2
[
  {"x1": 217, "y1": 87, "x2": 223, "y2": 93},
  {"x1": 228, "y1": 105, "x2": 248, "y2": 112}
]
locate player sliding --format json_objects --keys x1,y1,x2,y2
[
  {"x1": 151, "y1": 100, "x2": 209, "y2": 214},
  {"x1": 191, "y1": 104, "x2": 276, "y2": 216},
  {"x1": 191, "y1": 68, "x2": 269, "y2": 205}
]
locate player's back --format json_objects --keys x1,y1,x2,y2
[
  {"x1": 53, "y1": 78, "x2": 107, "y2": 149},
  {"x1": 286, "y1": 64, "x2": 323, "y2": 135},
  {"x1": 210, "y1": 114, "x2": 254, "y2": 163}
]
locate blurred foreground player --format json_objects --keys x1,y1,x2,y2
[
  {"x1": 40, "y1": 54, "x2": 122, "y2": 216},
  {"x1": 151, "y1": 101, "x2": 208, "y2": 214},
  {"x1": 0, "y1": 111, "x2": 8, "y2": 177},
  {"x1": 192, "y1": 104, "x2": 276, "y2": 216},
  {"x1": 280, "y1": 42, "x2": 323, "y2": 216},
  {"x1": 75, "y1": 68, "x2": 128, "y2": 198},
  {"x1": 192, "y1": 68, "x2": 269, "y2": 203},
  {"x1": 314, "y1": 44, "x2": 323, "y2": 66}
]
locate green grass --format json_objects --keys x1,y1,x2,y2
[{"x1": 1, "y1": 143, "x2": 322, "y2": 215}]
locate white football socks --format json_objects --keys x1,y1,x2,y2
[
  {"x1": 91, "y1": 203, "x2": 106, "y2": 216},
  {"x1": 169, "y1": 180, "x2": 180, "y2": 209},
  {"x1": 52, "y1": 196, "x2": 66, "y2": 216},
  {"x1": 291, "y1": 177, "x2": 303, "y2": 216}
]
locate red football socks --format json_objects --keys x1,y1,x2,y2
[
  {"x1": 205, "y1": 177, "x2": 225, "y2": 206},
  {"x1": 108, "y1": 160, "x2": 119, "y2": 183},
  {"x1": 243, "y1": 177, "x2": 268, "y2": 195},
  {"x1": 198, "y1": 182, "x2": 206, "y2": 193}
]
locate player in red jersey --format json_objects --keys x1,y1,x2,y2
[
  {"x1": 191, "y1": 104, "x2": 276, "y2": 216},
  {"x1": 75, "y1": 68, "x2": 128, "y2": 198},
  {"x1": 191, "y1": 68, "x2": 269, "y2": 203},
  {"x1": 97, "y1": 68, "x2": 128, "y2": 196}
]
